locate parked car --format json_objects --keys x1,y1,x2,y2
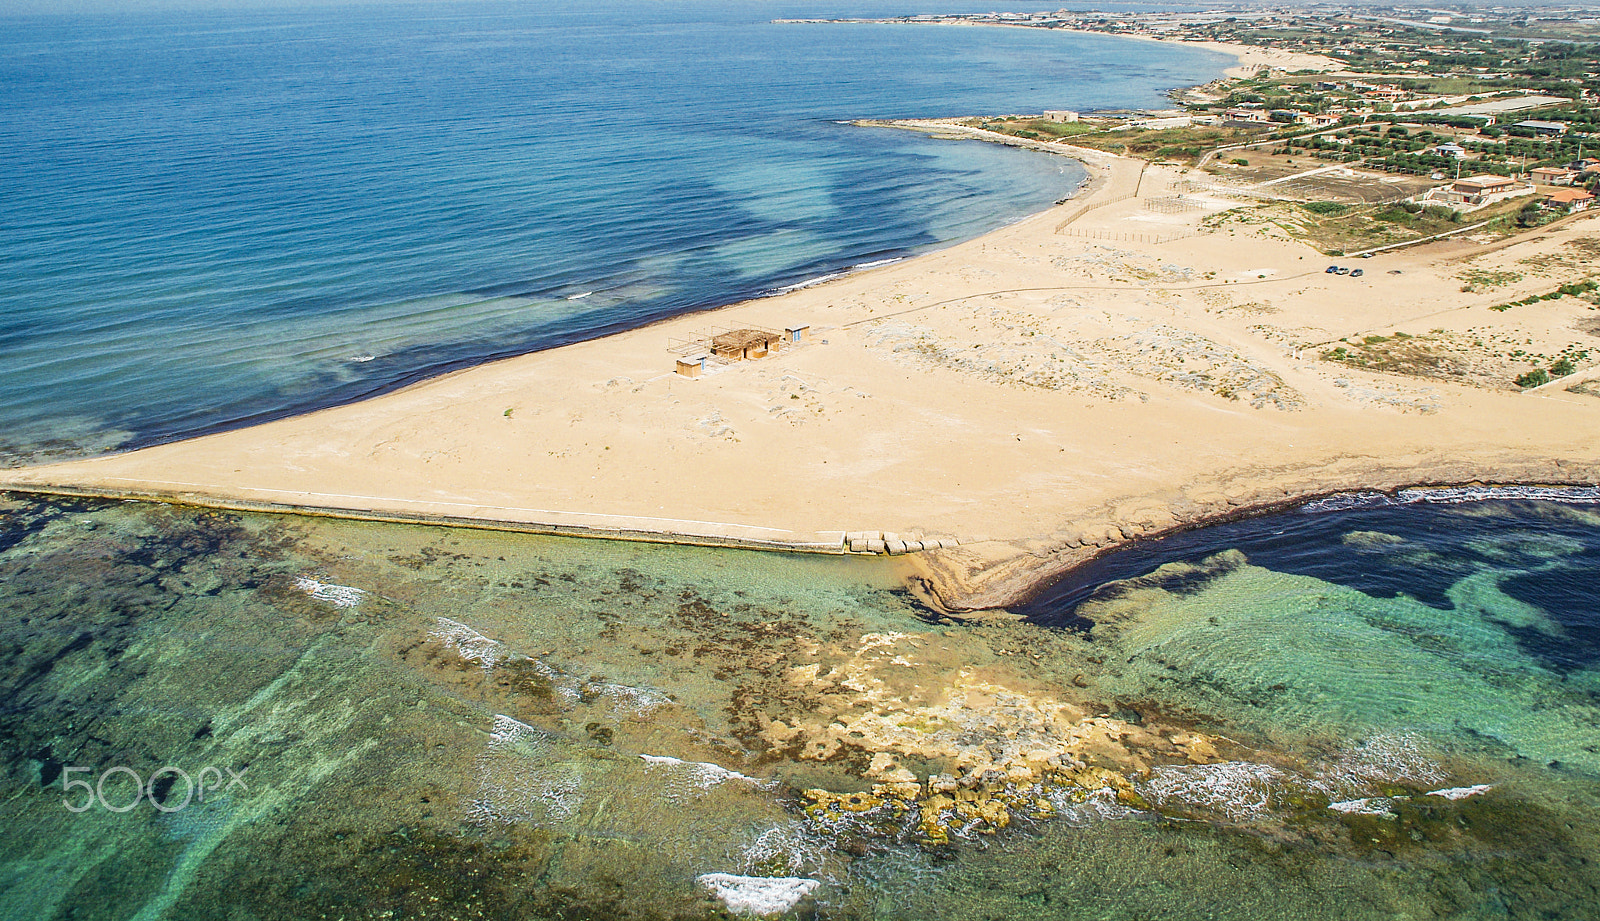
[
  {"x1": 1326, "y1": 265, "x2": 1340, "y2": 273},
  {"x1": 1351, "y1": 269, "x2": 1364, "y2": 278},
  {"x1": 1336, "y1": 267, "x2": 1352, "y2": 276}
]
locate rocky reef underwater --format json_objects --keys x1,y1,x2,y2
[{"x1": 2, "y1": 490, "x2": 1599, "y2": 920}]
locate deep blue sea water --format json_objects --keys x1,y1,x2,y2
[
  {"x1": 0, "y1": 0, "x2": 1227, "y2": 463},
  {"x1": 1021, "y1": 487, "x2": 1600, "y2": 672},
  {"x1": 7, "y1": 5, "x2": 1599, "y2": 919}
]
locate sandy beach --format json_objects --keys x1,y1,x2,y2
[
  {"x1": 911, "y1": 21, "x2": 1340, "y2": 79},
  {"x1": 1176, "y1": 39, "x2": 1339, "y2": 78},
  {"x1": 5, "y1": 130, "x2": 1598, "y2": 611}
]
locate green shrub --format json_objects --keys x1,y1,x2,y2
[
  {"x1": 1550, "y1": 358, "x2": 1576, "y2": 377},
  {"x1": 1515, "y1": 368, "x2": 1550, "y2": 388},
  {"x1": 1302, "y1": 201, "x2": 1348, "y2": 215}
]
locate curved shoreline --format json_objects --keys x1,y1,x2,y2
[
  {"x1": 907, "y1": 471, "x2": 1600, "y2": 614},
  {"x1": 4, "y1": 68, "x2": 1597, "y2": 613},
  {"x1": 4, "y1": 152, "x2": 1597, "y2": 608},
  {"x1": 785, "y1": 18, "x2": 1340, "y2": 80}
]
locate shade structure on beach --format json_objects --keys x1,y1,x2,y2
[{"x1": 711, "y1": 328, "x2": 781, "y2": 361}]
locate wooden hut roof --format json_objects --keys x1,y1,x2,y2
[{"x1": 712, "y1": 329, "x2": 778, "y2": 351}]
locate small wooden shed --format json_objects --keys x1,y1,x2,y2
[
  {"x1": 676, "y1": 355, "x2": 707, "y2": 377},
  {"x1": 711, "y1": 329, "x2": 781, "y2": 361}
]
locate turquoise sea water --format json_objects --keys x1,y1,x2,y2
[
  {"x1": 7, "y1": 3, "x2": 1600, "y2": 919},
  {"x1": 0, "y1": 0, "x2": 1225, "y2": 463},
  {"x1": 2, "y1": 491, "x2": 1598, "y2": 919}
]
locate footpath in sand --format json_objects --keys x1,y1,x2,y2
[{"x1": 5, "y1": 134, "x2": 1599, "y2": 610}]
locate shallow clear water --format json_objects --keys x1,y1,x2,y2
[
  {"x1": 3, "y1": 491, "x2": 1598, "y2": 920},
  {"x1": 0, "y1": 0, "x2": 1227, "y2": 463}
]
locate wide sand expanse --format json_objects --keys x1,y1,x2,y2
[{"x1": 5, "y1": 134, "x2": 1598, "y2": 610}]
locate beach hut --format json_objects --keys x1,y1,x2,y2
[
  {"x1": 676, "y1": 355, "x2": 707, "y2": 377},
  {"x1": 711, "y1": 329, "x2": 780, "y2": 361},
  {"x1": 785, "y1": 325, "x2": 810, "y2": 344}
]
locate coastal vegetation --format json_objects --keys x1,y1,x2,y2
[
  {"x1": 1489, "y1": 278, "x2": 1599, "y2": 311},
  {"x1": 1322, "y1": 325, "x2": 1594, "y2": 390},
  {"x1": 894, "y1": 4, "x2": 1599, "y2": 267},
  {"x1": 1197, "y1": 195, "x2": 1537, "y2": 255}
]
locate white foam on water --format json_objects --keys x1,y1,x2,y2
[
  {"x1": 1427, "y1": 784, "x2": 1494, "y2": 800},
  {"x1": 1301, "y1": 485, "x2": 1600, "y2": 515},
  {"x1": 1328, "y1": 797, "x2": 1397, "y2": 816},
  {"x1": 1398, "y1": 485, "x2": 1600, "y2": 505},
  {"x1": 429, "y1": 617, "x2": 504, "y2": 670},
  {"x1": 466, "y1": 714, "x2": 581, "y2": 826},
  {"x1": 1300, "y1": 492, "x2": 1395, "y2": 513},
  {"x1": 533, "y1": 659, "x2": 583, "y2": 704},
  {"x1": 1299, "y1": 486, "x2": 1600, "y2": 514},
  {"x1": 640, "y1": 754, "x2": 770, "y2": 790},
  {"x1": 596, "y1": 682, "x2": 670, "y2": 716},
  {"x1": 852, "y1": 257, "x2": 904, "y2": 270},
  {"x1": 1310, "y1": 734, "x2": 1445, "y2": 799},
  {"x1": 567, "y1": 291, "x2": 594, "y2": 300},
  {"x1": 739, "y1": 823, "x2": 829, "y2": 876},
  {"x1": 1143, "y1": 761, "x2": 1287, "y2": 821},
  {"x1": 487, "y1": 714, "x2": 548, "y2": 749},
  {"x1": 1045, "y1": 786, "x2": 1141, "y2": 827},
  {"x1": 767, "y1": 272, "x2": 846, "y2": 296},
  {"x1": 696, "y1": 874, "x2": 819, "y2": 916},
  {"x1": 293, "y1": 577, "x2": 366, "y2": 608}
]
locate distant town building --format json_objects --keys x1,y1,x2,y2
[
  {"x1": 1422, "y1": 174, "x2": 1535, "y2": 209},
  {"x1": 1514, "y1": 120, "x2": 1568, "y2": 136},
  {"x1": 1044, "y1": 110, "x2": 1079, "y2": 123},
  {"x1": 1531, "y1": 166, "x2": 1580, "y2": 186},
  {"x1": 1431, "y1": 143, "x2": 1468, "y2": 159},
  {"x1": 1545, "y1": 188, "x2": 1595, "y2": 212},
  {"x1": 1222, "y1": 108, "x2": 1270, "y2": 124},
  {"x1": 1455, "y1": 175, "x2": 1517, "y2": 195},
  {"x1": 1128, "y1": 115, "x2": 1194, "y2": 130}
]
